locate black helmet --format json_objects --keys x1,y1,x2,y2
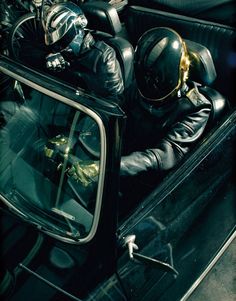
[
  {"x1": 134, "y1": 27, "x2": 190, "y2": 101},
  {"x1": 44, "y1": 2, "x2": 87, "y2": 50}
]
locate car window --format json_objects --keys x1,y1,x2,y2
[{"x1": 0, "y1": 83, "x2": 103, "y2": 241}]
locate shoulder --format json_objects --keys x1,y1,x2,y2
[
  {"x1": 79, "y1": 40, "x2": 115, "y2": 69},
  {"x1": 185, "y1": 84, "x2": 212, "y2": 108},
  {"x1": 93, "y1": 40, "x2": 115, "y2": 55}
]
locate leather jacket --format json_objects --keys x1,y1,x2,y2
[
  {"x1": 65, "y1": 32, "x2": 124, "y2": 102},
  {"x1": 120, "y1": 82, "x2": 212, "y2": 178}
]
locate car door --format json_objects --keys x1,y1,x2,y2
[
  {"x1": 115, "y1": 110, "x2": 236, "y2": 301},
  {"x1": 0, "y1": 55, "x2": 125, "y2": 301},
  {"x1": 82, "y1": 109, "x2": 236, "y2": 301}
]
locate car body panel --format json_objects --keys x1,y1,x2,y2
[{"x1": 0, "y1": 0, "x2": 236, "y2": 299}]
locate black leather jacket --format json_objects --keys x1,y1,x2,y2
[
  {"x1": 66, "y1": 33, "x2": 124, "y2": 102},
  {"x1": 120, "y1": 82, "x2": 212, "y2": 178}
]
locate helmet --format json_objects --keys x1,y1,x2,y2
[
  {"x1": 44, "y1": 2, "x2": 88, "y2": 50},
  {"x1": 134, "y1": 27, "x2": 190, "y2": 101}
]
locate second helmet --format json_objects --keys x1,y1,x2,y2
[{"x1": 134, "y1": 27, "x2": 190, "y2": 101}]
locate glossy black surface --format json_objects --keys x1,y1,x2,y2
[{"x1": 0, "y1": 1, "x2": 235, "y2": 300}]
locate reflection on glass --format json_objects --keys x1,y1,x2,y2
[{"x1": 0, "y1": 85, "x2": 101, "y2": 239}]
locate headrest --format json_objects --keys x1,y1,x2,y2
[
  {"x1": 185, "y1": 40, "x2": 217, "y2": 85},
  {"x1": 82, "y1": 1, "x2": 122, "y2": 36}
]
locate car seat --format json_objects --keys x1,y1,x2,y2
[
  {"x1": 124, "y1": 5, "x2": 236, "y2": 104},
  {"x1": 185, "y1": 40, "x2": 229, "y2": 128},
  {"x1": 82, "y1": 0, "x2": 134, "y2": 89}
]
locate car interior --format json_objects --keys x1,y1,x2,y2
[
  {"x1": 0, "y1": 0, "x2": 236, "y2": 298},
  {"x1": 1, "y1": 0, "x2": 235, "y2": 216},
  {"x1": 0, "y1": 1, "x2": 235, "y2": 299},
  {"x1": 5, "y1": 0, "x2": 236, "y2": 112},
  {"x1": 81, "y1": 0, "x2": 234, "y2": 162},
  {"x1": 1, "y1": 0, "x2": 234, "y2": 224},
  {"x1": 81, "y1": 1, "x2": 236, "y2": 106}
]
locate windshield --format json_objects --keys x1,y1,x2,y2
[{"x1": 0, "y1": 81, "x2": 103, "y2": 241}]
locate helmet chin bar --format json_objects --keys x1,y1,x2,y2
[{"x1": 138, "y1": 80, "x2": 182, "y2": 103}]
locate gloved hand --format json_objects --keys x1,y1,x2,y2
[
  {"x1": 45, "y1": 53, "x2": 70, "y2": 72},
  {"x1": 67, "y1": 160, "x2": 99, "y2": 187},
  {"x1": 120, "y1": 151, "x2": 158, "y2": 177},
  {"x1": 44, "y1": 135, "x2": 71, "y2": 160},
  {"x1": 44, "y1": 135, "x2": 99, "y2": 186}
]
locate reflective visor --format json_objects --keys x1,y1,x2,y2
[
  {"x1": 135, "y1": 28, "x2": 184, "y2": 101},
  {"x1": 50, "y1": 25, "x2": 78, "y2": 52},
  {"x1": 45, "y1": 14, "x2": 77, "y2": 46}
]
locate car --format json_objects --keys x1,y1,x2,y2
[{"x1": 0, "y1": 1, "x2": 235, "y2": 301}]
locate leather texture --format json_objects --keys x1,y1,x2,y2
[
  {"x1": 66, "y1": 33, "x2": 124, "y2": 101},
  {"x1": 120, "y1": 82, "x2": 212, "y2": 177},
  {"x1": 125, "y1": 5, "x2": 236, "y2": 103},
  {"x1": 82, "y1": 0, "x2": 122, "y2": 35},
  {"x1": 198, "y1": 86, "x2": 229, "y2": 127},
  {"x1": 82, "y1": 1, "x2": 135, "y2": 89},
  {"x1": 128, "y1": 0, "x2": 236, "y2": 27},
  {"x1": 100, "y1": 35, "x2": 134, "y2": 90},
  {"x1": 185, "y1": 40, "x2": 217, "y2": 86}
]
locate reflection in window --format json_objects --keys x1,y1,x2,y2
[{"x1": 0, "y1": 86, "x2": 101, "y2": 239}]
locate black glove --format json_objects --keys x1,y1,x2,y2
[
  {"x1": 46, "y1": 53, "x2": 70, "y2": 72},
  {"x1": 120, "y1": 151, "x2": 159, "y2": 177}
]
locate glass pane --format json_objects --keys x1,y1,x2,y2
[{"x1": 0, "y1": 83, "x2": 101, "y2": 239}]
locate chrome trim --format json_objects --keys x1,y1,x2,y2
[
  {"x1": 180, "y1": 229, "x2": 236, "y2": 301},
  {"x1": 0, "y1": 66, "x2": 107, "y2": 245},
  {"x1": 0, "y1": 194, "x2": 28, "y2": 218},
  {"x1": 19, "y1": 263, "x2": 83, "y2": 301}
]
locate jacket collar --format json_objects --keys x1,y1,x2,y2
[{"x1": 80, "y1": 31, "x2": 95, "y2": 54}]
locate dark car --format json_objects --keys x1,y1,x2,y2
[{"x1": 0, "y1": 1, "x2": 235, "y2": 301}]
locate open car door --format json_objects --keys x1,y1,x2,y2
[{"x1": 0, "y1": 55, "x2": 125, "y2": 300}]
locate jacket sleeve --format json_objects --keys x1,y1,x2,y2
[
  {"x1": 98, "y1": 44, "x2": 124, "y2": 98},
  {"x1": 120, "y1": 104, "x2": 211, "y2": 177}
]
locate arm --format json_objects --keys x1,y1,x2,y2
[
  {"x1": 98, "y1": 43, "x2": 124, "y2": 98},
  {"x1": 120, "y1": 105, "x2": 211, "y2": 177}
]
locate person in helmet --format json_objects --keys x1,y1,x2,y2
[
  {"x1": 43, "y1": 1, "x2": 124, "y2": 101},
  {"x1": 119, "y1": 27, "x2": 212, "y2": 201}
]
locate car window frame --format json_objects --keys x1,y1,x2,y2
[{"x1": 0, "y1": 60, "x2": 110, "y2": 245}]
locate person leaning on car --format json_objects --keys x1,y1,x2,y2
[
  {"x1": 119, "y1": 27, "x2": 212, "y2": 200},
  {"x1": 43, "y1": 1, "x2": 124, "y2": 102}
]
